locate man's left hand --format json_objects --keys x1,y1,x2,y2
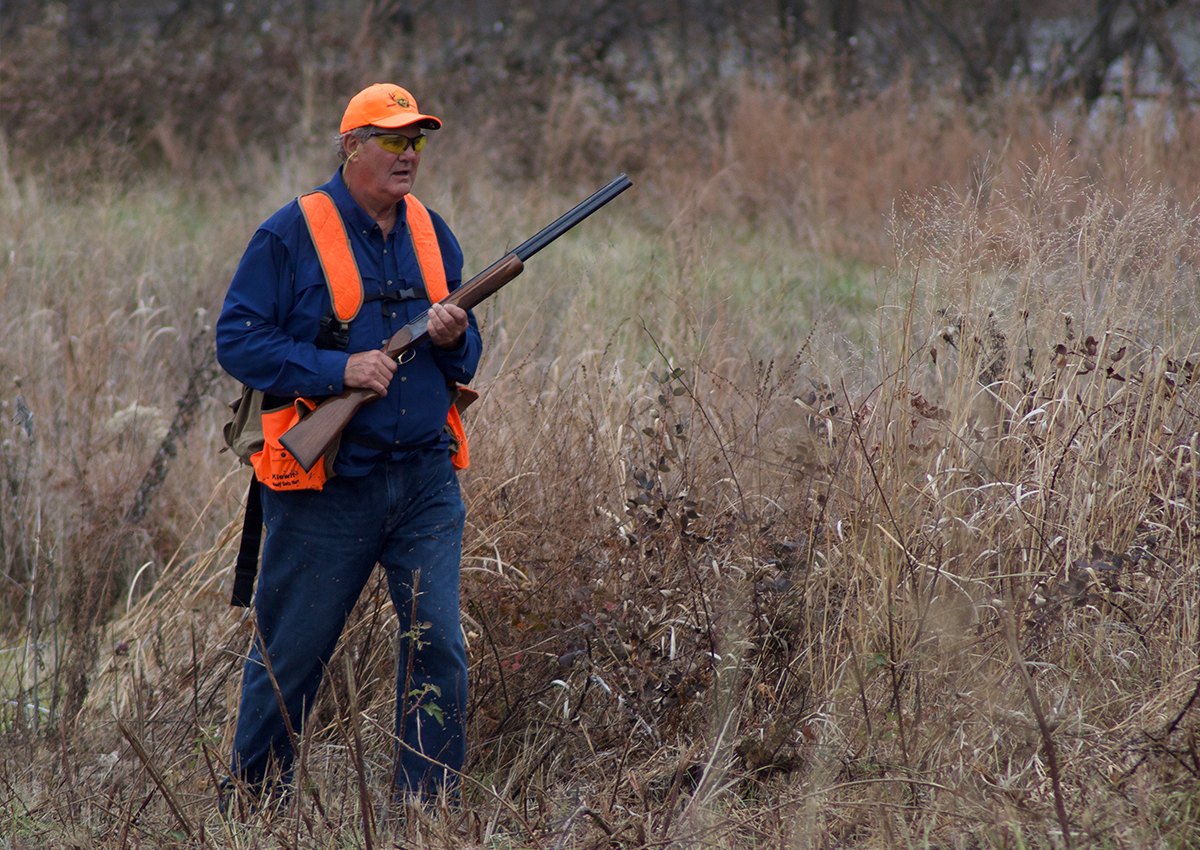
[{"x1": 427, "y1": 302, "x2": 469, "y2": 349}]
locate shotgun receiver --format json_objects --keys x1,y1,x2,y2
[{"x1": 279, "y1": 173, "x2": 634, "y2": 472}]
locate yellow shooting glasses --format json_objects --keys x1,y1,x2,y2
[{"x1": 368, "y1": 132, "x2": 427, "y2": 155}]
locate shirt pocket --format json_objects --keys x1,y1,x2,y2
[{"x1": 282, "y1": 243, "x2": 338, "y2": 343}]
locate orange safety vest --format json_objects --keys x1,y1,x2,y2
[{"x1": 251, "y1": 191, "x2": 471, "y2": 491}]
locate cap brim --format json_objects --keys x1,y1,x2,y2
[{"x1": 372, "y1": 114, "x2": 442, "y2": 130}]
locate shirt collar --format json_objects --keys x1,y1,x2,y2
[{"x1": 325, "y1": 167, "x2": 408, "y2": 235}]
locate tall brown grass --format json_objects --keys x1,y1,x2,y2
[{"x1": 2, "y1": 78, "x2": 1200, "y2": 848}]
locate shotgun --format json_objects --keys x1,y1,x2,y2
[{"x1": 279, "y1": 173, "x2": 634, "y2": 472}]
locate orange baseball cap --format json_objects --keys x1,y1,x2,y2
[{"x1": 340, "y1": 84, "x2": 442, "y2": 133}]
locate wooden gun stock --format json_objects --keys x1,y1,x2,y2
[
  {"x1": 278, "y1": 173, "x2": 633, "y2": 473},
  {"x1": 279, "y1": 254, "x2": 524, "y2": 472}
]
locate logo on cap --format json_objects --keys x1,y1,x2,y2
[{"x1": 392, "y1": 93, "x2": 410, "y2": 108}]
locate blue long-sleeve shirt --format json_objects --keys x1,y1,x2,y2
[{"x1": 216, "y1": 168, "x2": 482, "y2": 477}]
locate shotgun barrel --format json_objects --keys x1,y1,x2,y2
[
  {"x1": 278, "y1": 174, "x2": 633, "y2": 472},
  {"x1": 511, "y1": 173, "x2": 633, "y2": 261}
]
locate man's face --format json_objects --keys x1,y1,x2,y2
[{"x1": 345, "y1": 126, "x2": 423, "y2": 208}]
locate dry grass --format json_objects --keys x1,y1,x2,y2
[{"x1": 2, "y1": 80, "x2": 1200, "y2": 849}]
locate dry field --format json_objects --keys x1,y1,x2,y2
[{"x1": 3, "y1": 81, "x2": 1200, "y2": 849}]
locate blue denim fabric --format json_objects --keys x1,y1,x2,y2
[{"x1": 230, "y1": 448, "x2": 468, "y2": 798}]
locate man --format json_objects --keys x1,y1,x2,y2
[{"x1": 216, "y1": 83, "x2": 479, "y2": 804}]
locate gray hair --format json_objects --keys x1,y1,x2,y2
[{"x1": 334, "y1": 126, "x2": 374, "y2": 163}]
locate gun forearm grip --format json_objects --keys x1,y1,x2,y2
[{"x1": 278, "y1": 390, "x2": 370, "y2": 473}]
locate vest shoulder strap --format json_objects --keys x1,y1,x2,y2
[
  {"x1": 403, "y1": 195, "x2": 470, "y2": 469},
  {"x1": 402, "y1": 195, "x2": 448, "y2": 303},
  {"x1": 298, "y1": 191, "x2": 363, "y2": 322}
]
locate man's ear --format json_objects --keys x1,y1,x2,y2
[{"x1": 343, "y1": 134, "x2": 360, "y2": 161}]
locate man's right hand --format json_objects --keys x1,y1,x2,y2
[{"x1": 344, "y1": 350, "x2": 398, "y2": 396}]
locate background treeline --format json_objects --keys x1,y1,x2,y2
[{"x1": 2, "y1": 0, "x2": 1196, "y2": 178}]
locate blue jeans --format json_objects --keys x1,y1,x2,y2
[{"x1": 230, "y1": 449, "x2": 468, "y2": 799}]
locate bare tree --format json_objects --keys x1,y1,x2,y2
[
  {"x1": 900, "y1": 0, "x2": 1031, "y2": 101},
  {"x1": 1, "y1": 0, "x2": 1196, "y2": 164},
  {"x1": 1042, "y1": 0, "x2": 1190, "y2": 109},
  {"x1": 778, "y1": 0, "x2": 812, "y2": 63}
]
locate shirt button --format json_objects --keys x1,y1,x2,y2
[
  {"x1": 245, "y1": 321, "x2": 251, "y2": 326},
  {"x1": 391, "y1": 312, "x2": 397, "y2": 318},
  {"x1": 401, "y1": 376, "x2": 406, "y2": 382},
  {"x1": 401, "y1": 409, "x2": 406, "y2": 415},
  {"x1": 382, "y1": 339, "x2": 388, "y2": 345},
  {"x1": 328, "y1": 385, "x2": 334, "y2": 391}
]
